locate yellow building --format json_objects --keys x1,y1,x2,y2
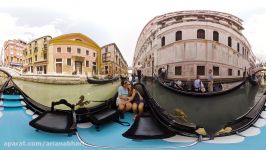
[
  {"x1": 100, "y1": 43, "x2": 128, "y2": 76},
  {"x1": 23, "y1": 33, "x2": 101, "y2": 76},
  {"x1": 23, "y1": 36, "x2": 52, "y2": 73},
  {"x1": 48, "y1": 33, "x2": 101, "y2": 75}
]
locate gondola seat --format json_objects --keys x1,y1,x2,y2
[
  {"x1": 29, "y1": 99, "x2": 76, "y2": 135},
  {"x1": 89, "y1": 108, "x2": 119, "y2": 131},
  {"x1": 88, "y1": 95, "x2": 120, "y2": 131}
]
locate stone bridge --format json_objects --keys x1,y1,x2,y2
[{"x1": 252, "y1": 65, "x2": 266, "y2": 74}]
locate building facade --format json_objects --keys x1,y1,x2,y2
[
  {"x1": 23, "y1": 36, "x2": 52, "y2": 74},
  {"x1": 48, "y1": 33, "x2": 100, "y2": 76},
  {"x1": 133, "y1": 10, "x2": 256, "y2": 80},
  {"x1": 4, "y1": 39, "x2": 27, "y2": 67},
  {"x1": 23, "y1": 33, "x2": 101, "y2": 76},
  {"x1": 100, "y1": 43, "x2": 128, "y2": 76}
]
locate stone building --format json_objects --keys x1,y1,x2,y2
[
  {"x1": 133, "y1": 10, "x2": 256, "y2": 80},
  {"x1": 100, "y1": 43, "x2": 128, "y2": 76},
  {"x1": 4, "y1": 39, "x2": 27, "y2": 67},
  {"x1": 23, "y1": 33, "x2": 101, "y2": 76},
  {"x1": 23, "y1": 36, "x2": 52, "y2": 74}
]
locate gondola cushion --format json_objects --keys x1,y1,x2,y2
[
  {"x1": 91, "y1": 109, "x2": 119, "y2": 125},
  {"x1": 123, "y1": 112, "x2": 175, "y2": 139},
  {"x1": 29, "y1": 111, "x2": 75, "y2": 133}
]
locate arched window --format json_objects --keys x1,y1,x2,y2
[
  {"x1": 237, "y1": 43, "x2": 240, "y2": 52},
  {"x1": 213, "y1": 31, "x2": 219, "y2": 42},
  {"x1": 161, "y1": 36, "x2": 165, "y2": 47},
  {"x1": 197, "y1": 29, "x2": 205, "y2": 39},
  {"x1": 228, "y1": 37, "x2": 232, "y2": 47},
  {"x1": 175, "y1": 31, "x2": 182, "y2": 41}
]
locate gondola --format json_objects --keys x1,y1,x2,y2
[
  {"x1": 0, "y1": 69, "x2": 127, "y2": 132},
  {"x1": 157, "y1": 77, "x2": 246, "y2": 97},
  {"x1": 29, "y1": 99, "x2": 76, "y2": 135},
  {"x1": 87, "y1": 76, "x2": 119, "y2": 84},
  {"x1": 216, "y1": 90, "x2": 266, "y2": 137},
  {"x1": 123, "y1": 83, "x2": 199, "y2": 139},
  {"x1": 1, "y1": 71, "x2": 120, "y2": 125},
  {"x1": 248, "y1": 75, "x2": 259, "y2": 86}
]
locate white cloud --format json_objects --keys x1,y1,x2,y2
[
  {"x1": 0, "y1": 12, "x2": 62, "y2": 63},
  {"x1": 243, "y1": 13, "x2": 266, "y2": 62},
  {"x1": 1, "y1": 0, "x2": 266, "y2": 65},
  {"x1": 0, "y1": 12, "x2": 62, "y2": 57}
]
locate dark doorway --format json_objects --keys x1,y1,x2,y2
[
  {"x1": 75, "y1": 61, "x2": 82, "y2": 74},
  {"x1": 56, "y1": 64, "x2": 62, "y2": 73},
  {"x1": 158, "y1": 68, "x2": 162, "y2": 76},
  {"x1": 43, "y1": 65, "x2": 47, "y2": 74}
]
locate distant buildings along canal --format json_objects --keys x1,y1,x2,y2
[
  {"x1": 3, "y1": 39, "x2": 27, "y2": 67},
  {"x1": 133, "y1": 10, "x2": 256, "y2": 80},
  {"x1": 101, "y1": 43, "x2": 128, "y2": 76},
  {"x1": 2, "y1": 33, "x2": 128, "y2": 76},
  {"x1": 23, "y1": 35, "x2": 52, "y2": 74}
]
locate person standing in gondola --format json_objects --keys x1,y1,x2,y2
[
  {"x1": 161, "y1": 66, "x2": 166, "y2": 79},
  {"x1": 137, "y1": 69, "x2": 142, "y2": 83},
  {"x1": 208, "y1": 69, "x2": 213, "y2": 92},
  {"x1": 194, "y1": 75, "x2": 205, "y2": 92}
]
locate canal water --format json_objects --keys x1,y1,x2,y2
[
  {"x1": 142, "y1": 78, "x2": 265, "y2": 135},
  {"x1": 13, "y1": 79, "x2": 120, "y2": 109},
  {"x1": 2, "y1": 75, "x2": 265, "y2": 135}
]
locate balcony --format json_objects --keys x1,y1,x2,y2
[
  {"x1": 102, "y1": 53, "x2": 111, "y2": 62},
  {"x1": 34, "y1": 47, "x2": 38, "y2": 53},
  {"x1": 43, "y1": 44, "x2": 48, "y2": 51}
]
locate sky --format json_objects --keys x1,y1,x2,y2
[{"x1": 0, "y1": 0, "x2": 266, "y2": 66}]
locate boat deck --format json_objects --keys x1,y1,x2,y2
[{"x1": 1, "y1": 95, "x2": 266, "y2": 150}]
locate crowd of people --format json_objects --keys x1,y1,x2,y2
[{"x1": 168, "y1": 69, "x2": 219, "y2": 93}]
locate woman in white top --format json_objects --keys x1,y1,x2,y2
[{"x1": 117, "y1": 80, "x2": 133, "y2": 114}]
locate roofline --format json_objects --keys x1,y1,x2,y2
[
  {"x1": 101, "y1": 43, "x2": 128, "y2": 66},
  {"x1": 135, "y1": 10, "x2": 244, "y2": 51},
  {"x1": 28, "y1": 35, "x2": 52, "y2": 44},
  {"x1": 49, "y1": 33, "x2": 101, "y2": 49}
]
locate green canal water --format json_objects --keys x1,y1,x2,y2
[
  {"x1": 142, "y1": 78, "x2": 265, "y2": 135},
  {"x1": 13, "y1": 79, "x2": 120, "y2": 109},
  {"x1": 2, "y1": 75, "x2": 265, "y2": 134}
]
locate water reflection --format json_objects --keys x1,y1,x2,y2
[
  {"x1": 143, "y1": 79, "x2": 263, "y2": 134},
  {"x1": 13, "y1": 79, "x2": 119, "y2": 108}
]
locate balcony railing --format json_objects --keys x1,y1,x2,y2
[{"x1": 34, "y1": 47, "x2": 38, "y2": 53}]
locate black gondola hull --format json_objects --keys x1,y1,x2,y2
[
  {"x1": 157, "y1": 78, "x2": 246, "y2": 97},
  {"x1": 87, "y1": 77, "x2": 119, "y2": 84}
]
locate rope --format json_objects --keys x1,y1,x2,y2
[
  {"x1": 236, "y1": 132, "x2": 246, "y2": 137},
  {"x1": 75, "y1": 131, "x2": 111, "y2": 149},
  {"x1": 76, "y1": 130, "x2": 201, "y2": 149},
  {"x1": 179, "y1": 135, "x2": 201, "y2": 148},
  {"x1": 114, "y1": 119, "x2": 130, "y2": 126}
]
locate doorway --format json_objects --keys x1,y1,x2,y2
[
  {"x1": 75, "y1": 61, "x2": 82, "y2": 74},
  {"x1": 56, "y1": 63, "x2": 62, "y2": 73},
  {"x1": 43, "y1": 65, "x2": 47, "y2": 74}
]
